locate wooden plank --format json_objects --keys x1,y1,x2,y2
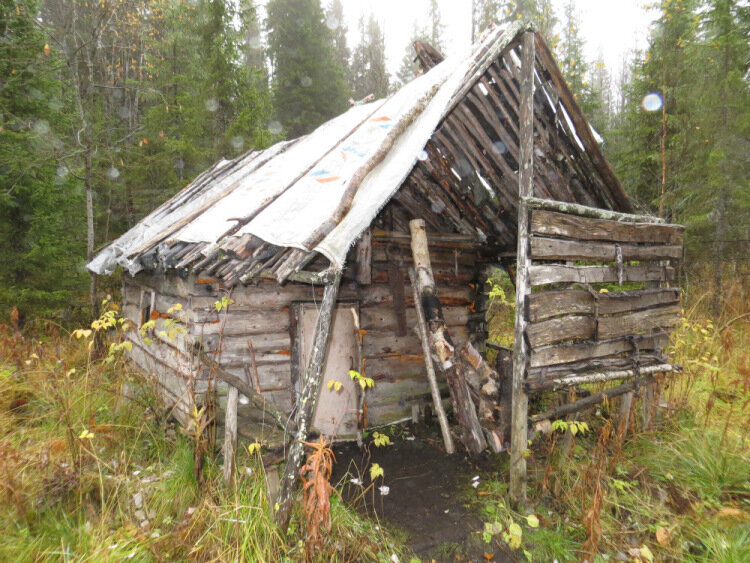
[
  {"x1": 510, "y1": 30, "x2": 535, "y2": 504},
  {"x1": 527, "y1": 288, "x2": 680, "y2": 322},
  {"x1": 530, "y1": 332, "x2": 670, "y2": 369},
  {"x1": 355, "y1": 228, "x2": 372, "y2": 285},
  {"x1": 528, "y1": 263, "x2": 675, "y2": 286},
  {"x1": 530, "y1": 236, "x2": 683, "y2": 262},
  {"x1": 527, "y1": 315, "x2": 595, "y2": 349},
  {"x1": 598, "y1": 304, "x2": 681, "y2": 340},
  {"x1": 530, "y1": 209, "x2": 684, "y2": 245}
]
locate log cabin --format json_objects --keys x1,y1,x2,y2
[{"x1": 88, "y1": 23, "x2": 685, "y2": 513}]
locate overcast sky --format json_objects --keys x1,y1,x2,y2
[{"x1": 337, "y1": 0, "x2": 657, "y2": 77}]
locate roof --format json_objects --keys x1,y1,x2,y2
[{"x1": 89, "y1": 22, "x2": 632, "y2": 285}]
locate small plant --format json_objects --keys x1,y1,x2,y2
[
  {"x1": 349, "y1": 369, "x2": 374, "y2": 390},
  {"x1": 372, "y1": 432, "x2": 391, "y2": 447},
  {"x1": 300, "y1": 437, "x2": 337, "y2": 559},
  {"x1": 551, "y1": 419, "x2": 590, "y2": 436}
]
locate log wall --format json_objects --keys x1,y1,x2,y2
[
  {"x1": 520, "y1": 201, "x2": 685, "y2": 389},
  {"x1": 120, "y1": 231, "x2": 488, "y2": 438}
]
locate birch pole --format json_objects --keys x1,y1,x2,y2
[
  {"x1": 509, "y1": 31, "x2": 535, "y2": 504},
  {"x1": 275, "y1": 270, "x2": 342, "y2": 530}
]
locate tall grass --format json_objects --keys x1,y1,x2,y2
[{"x1": 0, "y1": 320, "x2": 409, "y2": 562}]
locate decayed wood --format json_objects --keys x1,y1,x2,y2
[
  {"x1": 530, "y1": 332, "x2": 670, "y2": 369},
  {"x1": 525, "y1": 197, "x2": 663, "y2": 224},
  {"x1": 409, "y1": 219, "x2": 486, "y2": 456},
  {"x1": 222, "y1": 360, "x2": 249, "y2": 485},
  {"x1": 355, "y1": 228, "x2": 372, "y2": 285},
  {"x1": 532, "y1": 32, "x2": 633, "y2": 213},
  {"x1": 527, "y1": 353, "x2": 667, "y2": 380},
  {"x1": 530, "y1": 236, "x2": 683, "y2": 262},
  {"x1": 530, "y1": 378, "x2": 651, "y2": 422},
  {"x1": 530, "y1": 209, "x2": 684, "y2": 245},
  {"x1": 526, "y1": 303, "x2": 681, "y2": 348},
  {"x1": 618, "y1": 391, "x2": 634, "y2": 440},
  {"x1": 408, "y1": 267, "x2": 454, "y2": 454},
  {"x1": 525, "y1": 363, "x2": 679, "y2": 393},
  {"x1": 528, "y1": 263, "x2": 675, "y2": 286},
  {"x1": 510, "y1": 30, "x2": 535, "y2": 504},
  {"x1": 275, "y1": 271, "x2": 341, "y2": 531},
  {"x1": 527, "y1": 288, "x2": 680, "y2": 322},
  {"x1": 197, "y1": 349, "x2": 291, "y2": 433}
]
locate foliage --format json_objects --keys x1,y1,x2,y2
[
  {"x1": 266, "y1": 0, "x2": 349, "y2": 137},
  {"x1": 350, "y1": 13, "x2": 389, "y2": 100}
]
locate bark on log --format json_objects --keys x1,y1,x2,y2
[
  {"x1": 525, "y1": 363, "x2": 679, "y2": 393},
  {"x1": 510, "y1": 30, "x2": 535, "y2": 504},
  {"x1": 274, "y1": 270, "x2": 342, "y2": 531},
  {"x1": 408, "y1": 267, "x2": 454, "y2": 454},
  {"x1": 409, "y1": 219, "x2": 486, "y2": 456},
  {"x1": 525, "y1": 197, "x2": 662, "y2": 224}
]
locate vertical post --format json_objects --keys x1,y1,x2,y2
[
  {"x1": 275, "y1": 269, "x2": 342, "y2": 530},
  {"x1": 510, "y1": 31, "x2": 535, "y2": 504},
  {"x1": 222, "y1": 384, "x2": 239, "y2": 485}
]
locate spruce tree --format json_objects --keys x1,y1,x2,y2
[
  {"x1": 350, "y1": 14, "x2": 389, "y2": 100},
  {"x1": 326, "y1": 0, "x2": 351, "y2": 87},
  {"x1": 266, "y1": 0, "x2": 349, "y2": 137},
  {"x1": 0, "y1": 0, "x2": 86, "y2": 319}
]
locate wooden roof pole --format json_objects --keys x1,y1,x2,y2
[
  {"x1": 510, "y1": 30, "x2": 535, "y2": 504},
  {"x1": 274, "y1": 269, "x2": 342, "y2": 531}
]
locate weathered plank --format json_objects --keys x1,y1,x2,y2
[
  {"x1": 529, "y1": 332, "x2": 670, "y2": 369},
  {"x1": 355, "y1": 228, "x2": 372, "y2": 285},
  {"x1": 524, "y1": 197, "x2": 661, "y2": 224},
  {"x1": 526, "y1": 288, "x2": 680, "y2": 322},
  {"x1": 530, "y1": 236, "x2": 683, "y2": 262},
  {"x1": 530, "y1": 209, "x2": 684, "y2": 245},
  {"x1": 527, "y1": 352, "x2": 668, "y2": 381},
  {"x1": 528, "y1": 263, "x2": 675, "y2": 286},
  {"x1": 598, "y1": 304, "x2": 681, "y2": 340},
  {"x1": 526, "y1": 314, "x2": 596, "y2": 349}
]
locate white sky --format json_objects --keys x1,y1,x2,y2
[{"x1": 339, "y1": 0, "x2": 656, "y2": 77}]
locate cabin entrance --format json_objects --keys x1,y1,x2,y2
[{"x1": 292, "y1": 302, "x2": 360, "y2": 440}]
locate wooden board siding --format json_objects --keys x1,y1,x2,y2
[
  {"x1": 122, "y1": 232, "x2": 487, "y2": 436},
  {"x1": 519, "y1": 203, "x2": 683, "y2": 390}
]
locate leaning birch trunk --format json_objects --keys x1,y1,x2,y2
[
  {"x1": 275, "y1": 270, "x2": 342, "y2": 531},
  {"x1": 409, "y1": 219, "x2": 486, "y2": 456},
  {"x1": 222, "y1": 384, "x2": 239, "y2": 485},
  {"x1": 408, "y1": 267, "x2": 454, "y2": 454}
]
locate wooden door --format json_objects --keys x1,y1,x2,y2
[{"x1": 293, "y1": 302, "x2": 360, "y2": 440}]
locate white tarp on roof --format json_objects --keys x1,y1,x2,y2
[{"x1": 88, "y1": 22, "x2": 526, "y2": 276}]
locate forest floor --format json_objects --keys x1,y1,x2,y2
[{"x1": 1, "y1": 286, "x2": 749, "y2": 562}]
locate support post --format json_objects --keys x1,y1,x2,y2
[
  {"x1": 408, "y1": 267, "x2": 455, "y2": 454},
  {"x1": 222, "y1": 384, "x2": 239, "y2": 485},
  {"x1": 618, "y1": 391, "x2": 634, "y2": 440},
  {"x1": 274, "y1": 270, "x2": 342, "y2": 531},
  {"x1": 510, "y1": 30, "x2": 535, "y2": 504},
  {"x1": 410, "y1": 219, "x2": 486, "y2": 456}
]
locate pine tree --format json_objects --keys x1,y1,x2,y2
[
  {"x1": 266, "y1": 0, "x2": 349, "y2": 137},
  {"x1": 0, "y1": 0, "x2": 86, "y2": 319},
  {"x1": 472, "y1": 0, "x2": 504, "y2": 41},
  {"x1": 350, "y1": 14, "x2": 389, "y2": 100},
  {"x1": 500, "y1": 0, "x2": 557, "y2": 46},
  {"x1": 427, "y1": 0, "x2": 445, "y2": 52}
]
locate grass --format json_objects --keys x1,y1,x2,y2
[{"x1": 0, "y1": 317, "x2": 411, "y2": 562}]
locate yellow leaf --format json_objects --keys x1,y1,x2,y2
[
  {"x1": 640, "y1": 544, "x2": 654, "y2": 562},
  {"x1": 370, "y1": 463, "x2": 384, "y2": 480},
  {"x1": 334, "y1": 381, "x2": 342, "y2": 392},
  {"x1": 526, "y1": 514, "x2": 540, "y2": 528},
  {"x1": 247, "y1": 441, "x2": 262, "y2": 455},
  {"x1": 655, "y1": 526, "x2": 671, "y2": 545},
  {"x1": 43, "y1": 43, "x2": 50, "y2": 56}
]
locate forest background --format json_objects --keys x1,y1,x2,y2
[{"x1": 0, "y1": 0, "x2": 747, "y2": 324}]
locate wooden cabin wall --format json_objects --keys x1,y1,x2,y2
[{"x1": 120, "y1": 232, "x2": 489, "y2": 440}]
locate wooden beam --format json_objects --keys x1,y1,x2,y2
[
  {"x1": 525, "y1": 363, "x2": 679, "y2": 393},
  {"x1": 530, "y1": 237, "x2": 683, "y2": 262},
  {"x1": 274, "y1": 270, "x2": 342, "y2": 531},
  {"x1": 533, "y1": 33, "x2": 634, "y2": 213},
  {"x1": 530, "y1": 332, "x2": 670, "y2": 369},
  {"x1": 355, "y1": 228, "x2": 372, "y2": 285},
  {"x1": 528, "y1": 263, "x2": 675, "y2": 286},
  {"x1": 510, "y1": 30, "x2": 535, "y2": 504},
  {"x1": 408, "y1": 267, "x2": 454, "y2": 454},
  {"x1": 525, "y1": 197, "x2": 662, "y2": 224}
]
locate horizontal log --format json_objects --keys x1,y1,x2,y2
[
  {"x1": 526, "y1": 288, "x2": 680, "y2": 322},
  {"x1": 527, "y1": 303, "x2": 681, "y2": 348},
  {"x1": 525, "y1": 363, "x2": 680, "y2": 393},
  {"x1": 530, "y1": 236, "x2": 683, "y2": 262},
  {"x1": 524, "y1": 197, "x2": 664, "y2": 224},
  {"x1": 372, "y1": 230, "x2": 485, "y2": 250},
  {"x1": 528, "y1": 263, "x2": 675, "y2": 286},
  {"x1": 527, "y1": 353, "x2": 668, "y2": 380},
  {"x1": 530, "y1": 332, "x2": 670, "y2": 368},
  {"x1": 529, "y1": 378, "x2": 650, "y2": 422},
  {"x1": 530, "y1": 209, "x2": 684, "y2": 245}
]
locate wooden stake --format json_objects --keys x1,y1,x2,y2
[
  {"x1": 274, "y1": 270, "x2": 342, "y2": 531},
  {"x1": 408, "y1": 267, "x2": 455, "y2": 454},
  {"x1": 222, "y1": 384, "x2": 239, "y2": 485},
  {"x1": 510, "y1": 31, "x2": 535, "y2": 504}
]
